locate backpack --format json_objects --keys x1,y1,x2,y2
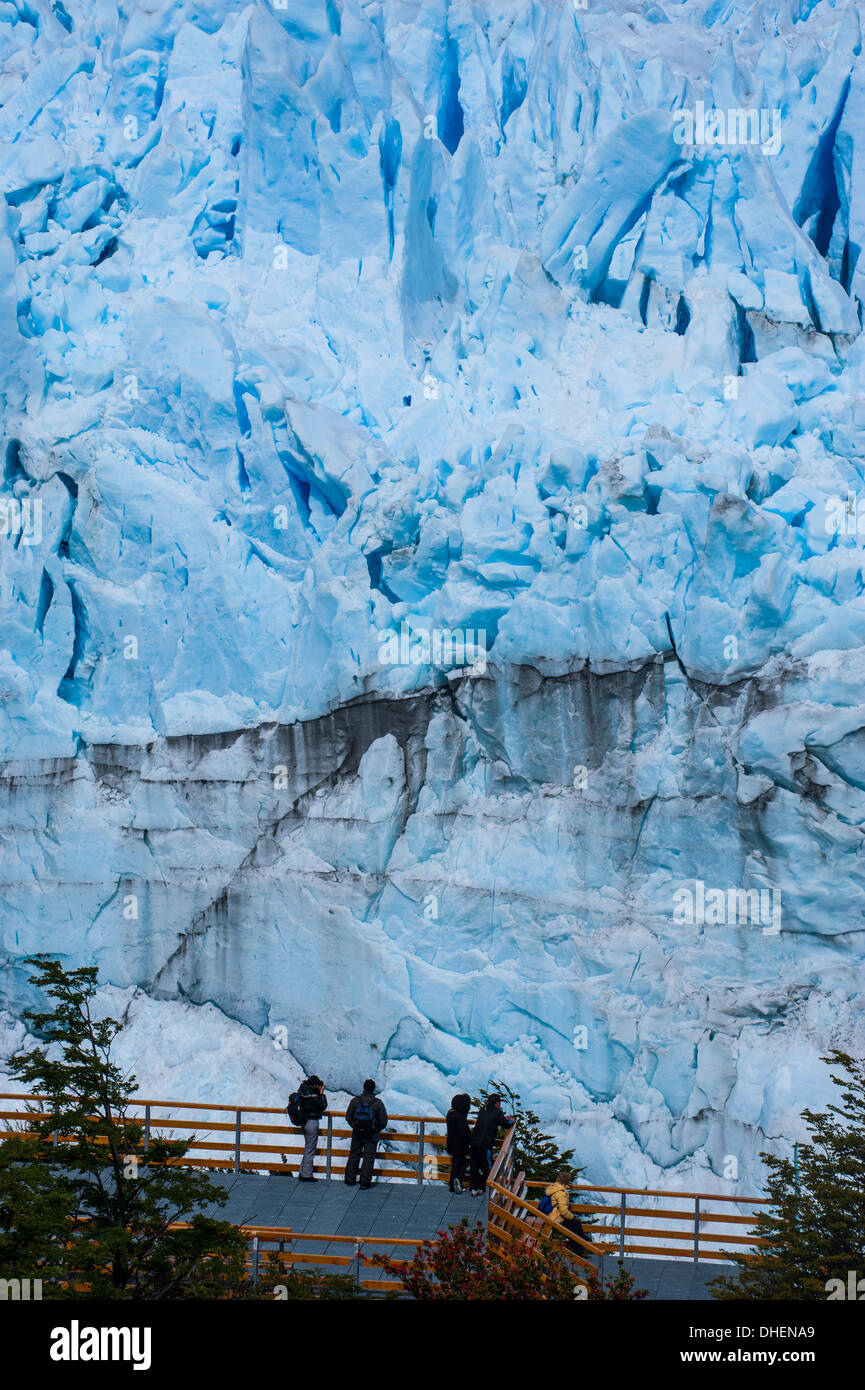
[
  {"x1": 352, "y1": 1099, "x2": 377, "y2": 1135},
  {"x1": 538, "y1": 1193, "x2": 554, "y2": 1215},
  {"x1": 287, "y1": 1091, "x2": 305, "y2": 1127}
]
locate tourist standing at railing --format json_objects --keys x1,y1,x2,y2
[
  {"x1": 446, "y1": 1093, "x2": 472, "y2": 1193},
  {"x1": 344, "y1": 1079, "x2": 389, "y2": 1189},
  {"x1": 289, "y1": 1075, "x2": 328, "y2": 1182},
  {"x1": 469, "y1": 1093, "x2": 514, "y2": 1196}
]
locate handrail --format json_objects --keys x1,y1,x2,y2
[
  {"x1": 0, "y1": 1089, "x2": 770, "y2": 1253},
  {"x1": 0, "y1": 1091, "x2": 450, "y2": 1184},
  {"x1": 523, "y1": 1177, "x2": 769, "y2": 1204},
  {"x1": 160, "y1": 1221, "x2": 427, "y2": 1293},
  {"x1": 0, "y1": 1092, "x2": 442, "y2": 1124},
  {"x1": 487, "y1": 1181, "x2": 602, "y2": 1276},
  {"x1": 491, "y1": 1172, "x2": 767, "y2": 1265},
  {"x1": 237, "y1": 1227, "x2": 425, "y2": 1246},
  {"x1": 488, "y1": 1178, "x2": 610, "y2": 1258},
  {"x1": 487, "y1": 1121, "x2": 516, "y2": 1187}
]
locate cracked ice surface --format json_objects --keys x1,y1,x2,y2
[{"x1": 1, "y1": 0, "x2": 865, "y2": 1194}]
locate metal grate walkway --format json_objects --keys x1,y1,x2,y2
[
  {"x1": 615, "y1": 1256, "x2": 731, "y2": 1300},
  {"x1": 199, "y1": 1170, "x2": 486, "y2": 1240}
]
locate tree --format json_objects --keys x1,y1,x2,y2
[
  {"x1": 585, "y1": 1260, "x2": 648, "y2": 1300},
  {"x1": 472, "y1": 1081, "x2": 581, "y2": 1183},
  {"x1": 0, "y1": 1135, "x2": 77, "y2": 1283},
  {"x1": 0, "y1": 955, "x2": 250, "y2": 1299},
  {"x1": 372, "y1": 1223, "x2": 649, "y2": 1301},
  {"x1": 370, "y1": 1218, "x2": 581, "y2": 1299},
  {"x1": 711, "y1": 1050, "x2": 865, "y2": 1301},
  {"x1": 270, "y1": 1269, "x2": 363, "y2": 1300}
]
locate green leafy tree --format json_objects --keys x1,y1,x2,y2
[
  {"x1": 0, "y1": 955, "x2": 250, "y2": 1299},
  {"x1": 269, "y1": 1270, "x2": 364, "y2": 1300},
  {"x1": 0, "y1": 1136, "x2": 78, "y2": 1284},
  {"x1": 472, "y1": 1081, "x2": 581, "y2": 1183},
  {"x1": 711, "y1": 1050, "x2": 865, "y2": 1301}
]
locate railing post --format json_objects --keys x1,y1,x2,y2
[
  {"x1": 143, "y1": 1104, "x2": 151, "y2": 1154},
  {"x1": 693, "y1": 1197, "x2": 700, "y2": 1264},
  {"x1": 234, "y1": 1110, "x2": 242, "y2": 1173},
  {"x1": 619, "y1": 1191, "x2": 626, "y2": 1257},
  {"x1": 354, "y1": 1240, "x2": 363, "y2": 1290},
  {"x1": 326, "y1": 1114, "x2": 333, "y2": 1179},
  {"x1": 251, "y1": 1235, "x2": 260, "y2": 1286},
  {"x1": 416, "y1": 1120, "x2": 425, "y2": 1184}
]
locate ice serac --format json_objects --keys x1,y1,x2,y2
[
  {"x1": 540, "y1": 110, "x2": 682, "y2": 296},
  {"x1": 1, "y1": 0, "x2": 865, "y2": 1197}
]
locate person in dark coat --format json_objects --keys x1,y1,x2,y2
[
  {"x1": 469, "y1": 1093, "x2": 513, "y2": 1195},
  {"x1": 445, "y1": 1093, "x2": 471, "y2": 1193},
  {"x1": 344, "y1": 1079, "x2": 388, "y2": 1189},
  {"x1": 296, "y1": 1075, "x2": 327, "y2": 1182}
]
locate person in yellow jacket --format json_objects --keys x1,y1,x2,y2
[{"x1": 544, "y1": 1169, "x2": 589, "y2": 1251}]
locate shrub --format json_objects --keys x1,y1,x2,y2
[{"x1": 370, "y1": 1217, "x2": 581, "y2": 1299}]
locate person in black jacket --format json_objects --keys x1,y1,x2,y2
[
  {"x1": 296, "y1": 1075, "x2": 327, "y2": 1181},
  {"x1": 344, "y1": 1080, "x2": 388, "y2": 1189},
  {"x1": 469, "y1": 1093, "x2": 513, "y2": 1195},
  {"x1": 446, "y1": 1093, "x2": 472, "y2": 1193}
]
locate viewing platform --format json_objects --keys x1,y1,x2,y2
[
  {"x1": 196, "y1": 1170, "x2": 728, "y2": 1298},
  {"x1": 197, "y1": 1169, "x2": 486, "y2": 1292},
  {"x1": 197, "y1": 1167, "x2": 485, "y2": 1236},
  {"x1": 1, "y1": 1091, "x2": 764, "y2": 1298}
]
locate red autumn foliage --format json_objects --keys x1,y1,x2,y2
[
  {"x1": 585, "y1": 1262, "x2": 649, "y2": 1300},
  {"x1": 370, "y1": 1218, "x2": 647, "y2": 1300}
]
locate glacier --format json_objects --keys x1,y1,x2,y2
[{"x1": 1, "y1": 0, "x2": 865, "y2": 1198}]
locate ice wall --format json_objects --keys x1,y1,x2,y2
[{"x1": 1, "y1": 0, "x2": 865, "y2": 1192}]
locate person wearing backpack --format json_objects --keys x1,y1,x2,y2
[
  {"x1": 344, "y1": 1079, "x2": 388, "y2": 1189},
  {"x1": 540, "y1": 1169, "x2": 588, "y2": 1252},
  {"x1": 468, "y1": 1093, "x2": 513, "y2": 1195},
  {"x1": 445, "y1": 1094, "x2": 472, "y2": 1193},
  {"x1": 288, "y1": 1075, "x2": 327, "y2": 1182}
]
